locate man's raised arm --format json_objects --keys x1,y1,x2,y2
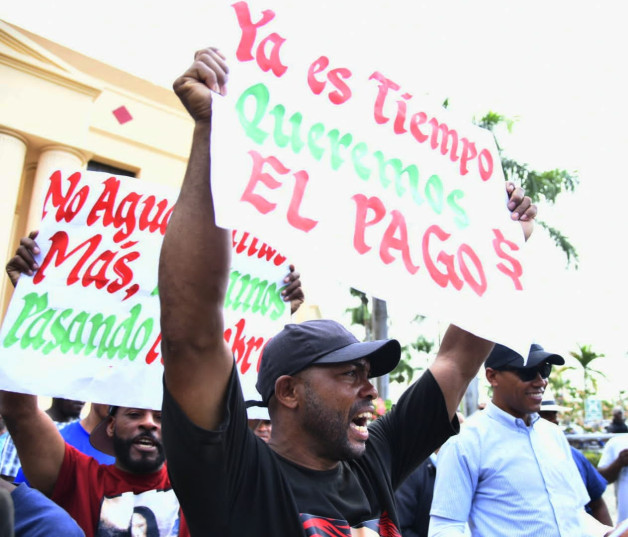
[
  {"x1": 1, "y1": 235, "x2": 65, "y2": 495},
  {"x1": 429, "y1": 183, "x2": 537, "y2": 418},
  {"x1": 158, "y1": 47, "x2": 233, "y2": 430}
]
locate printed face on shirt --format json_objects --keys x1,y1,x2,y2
[
  {"x1": 97, "y1": 490, "x2": 179, "y2": 537},
  {"x1": 487, "y1": 367, "x2": 548, "y2": 422},
  {"x1": 295, "y1": 359, "x2": 377, "y2": 463},
  {"x1": 108, "y1": 408, "x2": 165, "y2": 474}
]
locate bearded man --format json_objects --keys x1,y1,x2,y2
[
  {"x1": 0, "y1": 393, "x2": 185, "y2": 537},
  {"x1": 0, "y1": 229, "x2": 303, "y2": 537}
]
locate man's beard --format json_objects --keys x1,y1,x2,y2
[
  {"x1": 112, "y1": 431, "x2": 165, "y2": 474},
  {"x1": 301, "y1": 382, "x2": 366, "y2": 461}
]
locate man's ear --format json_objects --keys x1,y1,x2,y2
[
  {"x1": 273, "y1": 375, "x2": 301, "y2": 409},
  {"x1": 485, "y1": 367, "x2": 499, "y2": 388},
  {"x1": 105, "y1": 416, "x2": 116, "y2": 439}
]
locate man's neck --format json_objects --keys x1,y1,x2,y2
[
  {"x1": 268, "y1": 437, "x2": 341, "y2": 472},
  {"x1": 114, "y1": 460, "x2": 165, "y2": 475},
  {"x1": 490, "y1": 399, "x2": 533, "y2": 426}
]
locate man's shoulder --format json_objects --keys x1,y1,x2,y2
[
  {"x1": 604, "y1": 434, "x2": 628, "y2": 450},
  {"x1": 59, "y1": 420, "x2": 84, "y2": 438},
  {"x1": 438, "y1": 411, "x2": 487, "y2": 454},
  {"x1": 458, "y1": 408, "x2": 491, "y2": 434}
]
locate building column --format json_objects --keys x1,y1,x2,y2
[
  {"x1": 26, "y1": 145, "x2": 88, "y2": 233},
  {"x1": 0, "y1": 129, "x2": 28, "y2": 317}
]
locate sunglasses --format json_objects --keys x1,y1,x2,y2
[{"x1": 500, "y1": 362, "x2": 552, "y2": 382}]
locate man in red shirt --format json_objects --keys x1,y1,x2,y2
[{"x1": 0, "y1": 232, "x2": 303, "y2": 537}]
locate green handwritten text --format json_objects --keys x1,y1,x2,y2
[
  {"x1": 235, "y1": 83, "x2": 469, "y2": 229},
  {"x1": 3, "y1": 292, "x2": 154, "y2": 361}
]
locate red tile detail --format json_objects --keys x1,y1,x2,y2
[{"x1": 112, "y1": 106, "x2": 133, "y2": 124}]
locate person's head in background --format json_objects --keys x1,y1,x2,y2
[
  {"x1": 247, "y1": 404, "x2": 272, "y2": 443},
  {"x1": 612, "y1": 407, "x2": 625, "y2": 424},
  {"x1": 538, "y1": 388, "x2": 570, "y2": 426},
  {"x1": 249, "y1": 419, "x2": 272, "y2": 443},
  {"x1": 46, "y1": 398, "x2": 85, "y2": 422},
  {"x1": 485, "y1": 343, "x2": 564, "y2": 425}
]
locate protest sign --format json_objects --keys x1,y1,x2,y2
[
  {"x1": 210, "y1": 1, "x2": 533, "y2": 353},
  {"x1": 0, "y1": 169, "x2": 291, "y2": 409}
]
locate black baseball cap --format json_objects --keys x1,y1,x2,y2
[
  {"x1": 485, "y1": 343, "x2": 565, "y2": 370},
  {"x1": 255, "y1": 319, "x2": 401, "y2": 405}
]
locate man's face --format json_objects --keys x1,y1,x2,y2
[
  {"x1": 540, "y1": 410, "x2": 559, "y2": 425},
  {"x1": 58, "y1": 398, "x2": 85, "y2": 419},
  {"x1": 107, "y1": 407, "x2": 164, "y2": 474},
  {"x1": 487, "y1": 365, "x2": 548, "y2": 423},
  {"x1": 296, "y1": 359, "x2": 377, "y2": 463},
  {"x1": 249, "y1": 419, "x2": 272, "y2": 443}
]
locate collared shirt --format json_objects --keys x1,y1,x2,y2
[{"x1": 430, "y1": 401, "x2": 590, "y2": 537}]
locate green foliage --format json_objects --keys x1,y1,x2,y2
[
  {"x1": 536, "y1": 222, "x2": 579, "y2": 267},
  {"x1": 388, "y1": 358, "x2": 421, "y2": 384},
  {"x1": 582, "y1": 450, "x2": 601, "y2": 468},
  {"x1": 569, "y1": 344, "x2": 606, "y2": 396},
  {"x1": 346, "y1": 288, "x2": 371, "y2": 338},
  {"x1": 547, "y1": 365, "x2": 576, "y2": 402},
  {"x1": 499, "y1": 159, "x2": 578, "y2": 203},
  {"x1": 475, "y1": 111, "x2": 580, "y2": 267},
  {"x1": 390, "y1": 333, "x2": 434, "y2": 384},
  {"x1": 346, "y1": 294, "x2": 435, "y2": 386},
  {"x1": 476, "y1": 111, "x2": 516, "y2": 137},
  {"x1": 547, "y1": 346, "x2": 612, "y2": 431}
]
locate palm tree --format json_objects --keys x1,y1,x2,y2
[
  {"x1": 476, "y1": 111, "x2": 579, "y2": 267},
  {"x1": 547, "y1": 365, "x2": 575, "y2": 404},
  {"x1": 569, "y1": 344, "x2": 606, "y2": 396}
]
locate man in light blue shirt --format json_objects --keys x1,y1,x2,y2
[{"x1": 429, "y1": 343, "x2": 618, "y2": 537}]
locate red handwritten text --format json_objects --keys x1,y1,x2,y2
[
  {"x1": 369, "y1": 71, "x2": 494, "y2": 182},
  {"x1": 352, "y1": 195, "x2": 524, "y2": 296},
  {"x1": 232, "y1": 230, "x2": 287, "y2": 266},
  {"x1": 241, "y1": 150, "x2": 318, "y2": 232},
  {"x1": 308, "y1": 56, "x2": 353, "y2": 105},
  {"x1": 232, "y1": 1, "x2": 288, "y2": 77},
  {"x1": 33, "y1": 231, "x2": 140, "y2": 300}
]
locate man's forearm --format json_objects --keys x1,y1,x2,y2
[
  {"x1": 598, "y1": 463, "x2": 620, "y2": 484},
  {"x1": 429, "y1": 324, "x2": 494, "y2": 418},
  {"x1": 159, "y1": 120, "x2": 231, "y2": 347},
  {"x1": 0, "y1": 391, "x2": 64, "y2": 495},
  {"x1": 589, "y1": 497, "x2": 613, "y2": 527}
]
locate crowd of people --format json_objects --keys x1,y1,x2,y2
[{"x1": 0, "y1": 45, "x2": 627, "y2": 537}]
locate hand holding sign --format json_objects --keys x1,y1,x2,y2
[
  {"x1": 6, "y1": 231, "x2": 40, "y2": 286},
  {"x1": 283, "y1": 264, "x2": 304, "y2": 314},
  {"x1": 505, "y1": 181, "x2": 537, "y2": 240}
]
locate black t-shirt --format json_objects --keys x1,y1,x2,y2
[{"x1": 162, "y1": 364, "x2": 456, "y2": 537}]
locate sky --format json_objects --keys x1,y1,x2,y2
[{"x1": 2, "y1": 0, "x2": 627, "y2": 399}]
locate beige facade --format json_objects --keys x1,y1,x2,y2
[{"x1": 0, "y1": 20, "x2": 195, "y2": 318}]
